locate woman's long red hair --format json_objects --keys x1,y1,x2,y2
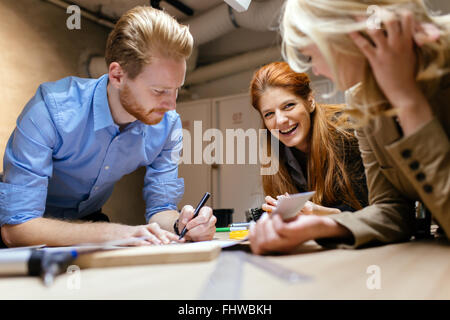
[{"x1": 250, "y1": 62, "x2": 362, "y2": 210}]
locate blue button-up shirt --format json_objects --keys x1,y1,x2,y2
[{"x1": 0, "y1": 74, "x2": 184, "y2": 226}]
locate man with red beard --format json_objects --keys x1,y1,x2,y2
[{"x1": 0, "y1": 6, "x2": 216, "y2": 247}]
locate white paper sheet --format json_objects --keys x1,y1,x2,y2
[
  {"x1": 273, "y1": 191, "x2": 315, "y2": 220},
  {"x1": 39, "y1": 237, "x2": 244, "y2": 254}
]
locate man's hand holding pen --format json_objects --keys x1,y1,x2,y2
[{"x1": 176, "y1": 203, "x2": 217, "y2": 241}]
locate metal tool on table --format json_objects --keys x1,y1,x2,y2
[
  {"x1": 199, "y1": 250, "x2": 312, "y2": 299},
  {"x1": 0, "y1": 236, "x2": 159, "y2": 287},
  {"x1": 0, "y1": 246, "x2": 77, "y2": 287}
]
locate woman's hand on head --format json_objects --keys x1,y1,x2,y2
[
  {"x1": 413, "y1": 21, "x2": 441, "y2": 47},
  {"x1": 349, "y1": 10, "x2": 418, "y2": 104},
  {"x1": 350, "y1": 10, "x2": 434, "y2": 135}
]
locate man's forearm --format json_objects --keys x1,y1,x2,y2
[
  {"x1": 148, "y1": 210, "x2": 180, "y2": 233},
  {"x1": 1, "y1": 217, "x2": 133, "y2": 247}
]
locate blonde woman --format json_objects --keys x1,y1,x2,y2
[{"x1": 249, "y1": 0, "x2": 449, "y2": 254}]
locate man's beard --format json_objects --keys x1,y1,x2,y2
[{"x1": 119, "y1": 84, "x2": 166, "y2": 125}]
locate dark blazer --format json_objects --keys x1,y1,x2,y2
[{"x1": 283, "y1": 133, "x2": 369, "y2": 212}]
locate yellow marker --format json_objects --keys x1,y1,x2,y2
[{"x1": 229, "y1": 230, "x2": 249, "y2": 240}]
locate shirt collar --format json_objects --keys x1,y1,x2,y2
[
  {"x1": 121, "y1": 120, "x2": 145, "y2": 135},
  {"x1": 93, "y1": 74, "x2": 115, "y2": 132}
]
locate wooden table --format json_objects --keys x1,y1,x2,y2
[{"x1": 0, "y1": 234, "x2": 449, "y2": 300}]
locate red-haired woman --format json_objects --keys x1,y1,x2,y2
[{"x1": 250, "y1": 61, "x2": 368, "y2": 217}]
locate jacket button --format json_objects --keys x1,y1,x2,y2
[
  {"x1": 423, "y1": 184, "x2": 433, "y2": 193},
  {"x1": 401, "y1": 149, "x2": 412, "y2": 158},
  {"x1": 416, "y1": 172, "x2": 426, "y2": 182},
  {"x1": 409, "y1": 161, "x2": 419, "y2": 170}
]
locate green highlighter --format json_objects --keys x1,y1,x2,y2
[{"x1": 216, "y1": 227, "x2": 248, "y2": 232}]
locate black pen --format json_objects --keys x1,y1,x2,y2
[{"x1": 179, "y1": 192, "x2": 211, "y2": 240}]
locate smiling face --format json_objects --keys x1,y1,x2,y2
[
  {"x1": 259, "y1": 87, "x2": 313, "y2": 152},
  {"x1": 119, "y1": 55, "x2": 186, "y2": 125}
]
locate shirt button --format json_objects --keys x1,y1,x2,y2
[
  {"x1": 104, "y1": 166, "x2": 110, "y2": 170},
  {"x1": 94, "y1": 186, "x2": 99, "y2": 191},
  {"x1": 401, "y1": 149, "x2": 412, "y2": 159},
  {"x1": 423, "y1": 184, "x2": 433, "y2": 193},
  {"x1": 416, "y1": 172, "x2": 426, "y2": 182},
  {"x1": 409, "y1": 161, "x2": 419, "y2": 170}
]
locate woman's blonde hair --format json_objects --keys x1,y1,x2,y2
[
  {"x1": 280, "y1": 0, "x2": 450, "y2": 122},
  {"x1": 105, "y1": 6, "x2": 193, "y2": 79}
]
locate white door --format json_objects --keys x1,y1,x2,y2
[
  {"x1": 176, "y1": 99, "x2": 213, "y2": 209},
  {"x1": 213, "y1": 94, "x2": 265, "y2": 222}
]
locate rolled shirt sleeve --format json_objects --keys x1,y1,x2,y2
[
  {"x1": 143, "y1": 114, "x2": 184, "y2": 222},
  {"x1": 0, "y1": 86, "x2": 58, "y2": 226}
]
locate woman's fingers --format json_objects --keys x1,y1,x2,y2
[
  {"x1": 351, "y1": 9, "x2": 416, "y2": 61},
  {"x1": 264, "y1": 193, "x2": 289, "y2": 210},
  {"x1": 299, "y1": 201, "x2": 314, "y2": 215},
  {"x1": 265, "y1": 195, "x2": 277, "y2": 206},
  {"x1": 385, "y1": 17, "x2": 401, "y2": 35},
  {"x1": 367, "y1": 26, "x2": 387, "y2": 49},
  {"x1": 412, "y1": 19, "x2": 440, "y2": 46},
  {"x1": 262, "y1": 203, "x2": 276, "y2": 213},
  {"x1": 263, "y1": 195, "x2": 280, "y2": 213},
  {"x1": 349, "y1": 32, "x2": 376, "y2": 62},
  {"x1": 385, "y1": 18, "x2": 402, "y2": 46}
]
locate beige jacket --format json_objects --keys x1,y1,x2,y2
[{"x1": 322, "y1": 76, "x2": 450, "y2": 248}]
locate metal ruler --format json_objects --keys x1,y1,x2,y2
[{"x1": 199, "y1": 250, "x2": 312, "y2": 299}]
